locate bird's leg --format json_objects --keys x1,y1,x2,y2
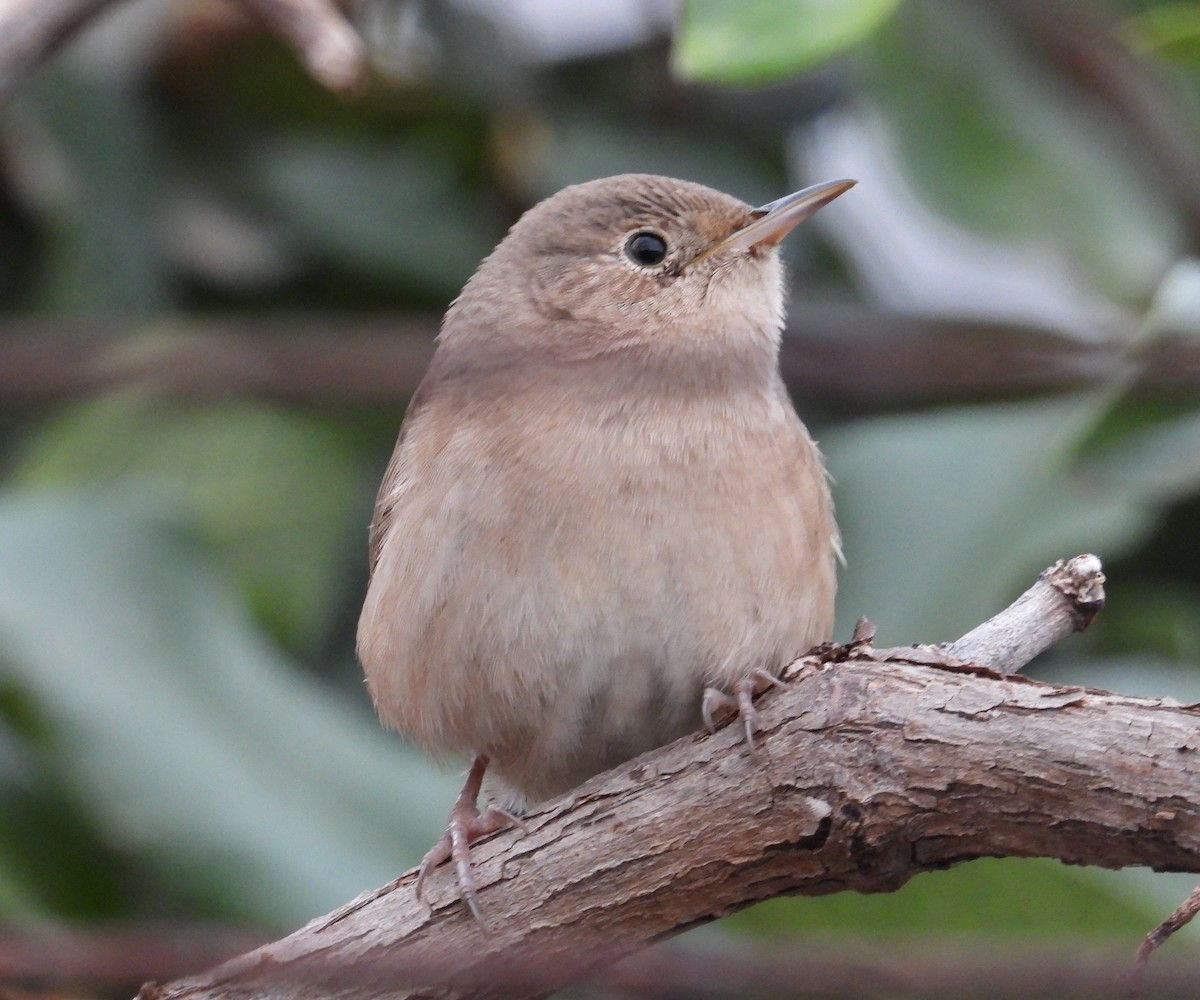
[
  {"x1": 701, "y1": 668, "x2": 787, "y2": 748},
  {"x1": 415, "y1": 754, "x2": 519, "y2": 923}
]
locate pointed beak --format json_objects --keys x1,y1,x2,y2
[{"x1": 697, "y1": 178, "x2": 857, "y2": 262}]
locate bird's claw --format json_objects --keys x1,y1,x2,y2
[
  {"x1": 415, "y1": 755, "x2": 517, "y2": 925},
  {"x1": 701, "y1": 669, "x2": 787, "y2": 749}
]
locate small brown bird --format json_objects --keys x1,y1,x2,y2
[{"x1": 357, "y1": 173, "x2": 852, "y2": 917}]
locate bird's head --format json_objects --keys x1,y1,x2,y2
[{"x1": 440, "y1": 173, "x2": 855, "y2": 372}]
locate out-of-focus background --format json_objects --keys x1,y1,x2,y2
[{"x1": 1, "y1": 0, "x2": 1199, "y2": 995}]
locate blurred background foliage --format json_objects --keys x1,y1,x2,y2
[{"x1": 2, "y1": 0, "x2": 1200, "y2": 993}]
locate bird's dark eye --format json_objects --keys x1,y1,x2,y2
[{"x1": 624, "y1": 231, "x2": 669, "y2": 267}]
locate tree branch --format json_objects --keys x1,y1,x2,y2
[
  {"x1": 0, "y1": 0, "x2": 114, "y2": 102},
  {"x1": 138, "y1": 557, "x2": 1200, "y2": 1000},
  {"x1": 1134, "y1": 885, "x2": 1200, "y2": 988},
  {"x1": 0, "y1": 924, "x2": 266, "y2": 992},
  {"x1": 946, "y1": 553, "x2": 1105, "y2": 671},
  {"x1": 237, "y1": 0, "x2": 365, "y2": 92},
  {"x1": 0, "y1": 0, "x2": 364, "y2": 103},
  {"x1": 2, "y1": 309, "x2": 1198, "y2": 410}
]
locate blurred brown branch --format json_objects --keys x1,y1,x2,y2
[
  {"x1": 237, "y1": 0, "x2": 365, "y2": 91},
  {"x1": 0, "y1": 308, "x2": 1191, "y2": 410},
  {"x1": 0, "y1": 314, "x2": 442, "y2": 404},
  {"x1": 602, "y1": 941, "x2": 1200, "y2": 1000},
  {"x1": 6, "y1": 927, "x2": 1200, "y2": 1000},
  {"x1": 0, "y1": 0, "x2": 364, "y2": 102},
  {"x1": 0, "y1": 0, "x2": 113, "y2": 101},
  {"x1": 139, "y1": 559, "x2": 1200, "y2": 1000},
  {"x1": 0, "y1": 923, "x2": 267, "y2": 994}
]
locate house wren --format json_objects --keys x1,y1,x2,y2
[{"x1": 357, "y1": 173, "x2": 853, "y2": 918}]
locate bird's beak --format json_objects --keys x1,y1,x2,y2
[{"x1": 697, "y1": 178, "x2": 857, "y2": 261}]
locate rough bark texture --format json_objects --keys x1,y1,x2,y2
[
  {"x1": 144, "y1": 649, "x2": 1200, "y2": 1000},
  {"x1": 947, "y1": 554, "x2": 1105, "y2": 669}
]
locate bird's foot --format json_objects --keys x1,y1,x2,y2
[
  {"x1": 701, "y1": 668, "x2": 787, "y2": 748},
  {"x1": 415, "y1": 754, "x2": 521, "y2": 924}
]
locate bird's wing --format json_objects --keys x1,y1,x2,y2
[{"x1": 367, "y1": 376, "x2": 434, "y2": 579}]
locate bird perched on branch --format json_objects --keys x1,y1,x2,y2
[{"x1": 357, "y1": 172, "x2": 853, "y2": 919}]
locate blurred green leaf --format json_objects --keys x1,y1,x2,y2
[
  {"x1": 11, "y1": 391, "x2": 364, "y2": 654},
  {"x1": 1044, "y1": 652, "x2": 1200, "y2": 703},
  {"x1": 0, "y1": 849, "x2": 43, "y2": 917},
  {"x1": 245, "y1": 136, "x2": 497, "y2": 296},
  {"x1": 0, "y1": 777, "x2": 132, "y2": 919},
  {"x1": 0, "y1": 495, "x2": 453, "y2": 925},
  {"x1": 1071, "y1": 260, "x2": 1200, "y2": 503},
  {"x1": 1075, "y1": 575, "x2": 1200, "y2": 664},
  {"x1": 1083, "y1": 408, "x2": 1200, "y2": 506},
  {"x1": 865, "y1": 2, "x2": 1184, "y2": 304},
  {"x1": 0, "y1": 710, "x2": 52, "y2": 917},
  {"x1": 1125, "y1": 2, "x2": 1200, "y2": 63},
  {"x1": 29, "y1": 70, "x2": 171, "y2": 313},
  {"x1": 825, "y1": 395, "x2": 1156, "y2": 644},
  {"x1": 674, "y1": 0, "x2": 902, "y2": 82},
  {"x1": 730, "y1": 857, "x2": 1156, "y2": 939},
  {"x1": 1138, "y1": 255, "x2": 1200, "y2": 339}
]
